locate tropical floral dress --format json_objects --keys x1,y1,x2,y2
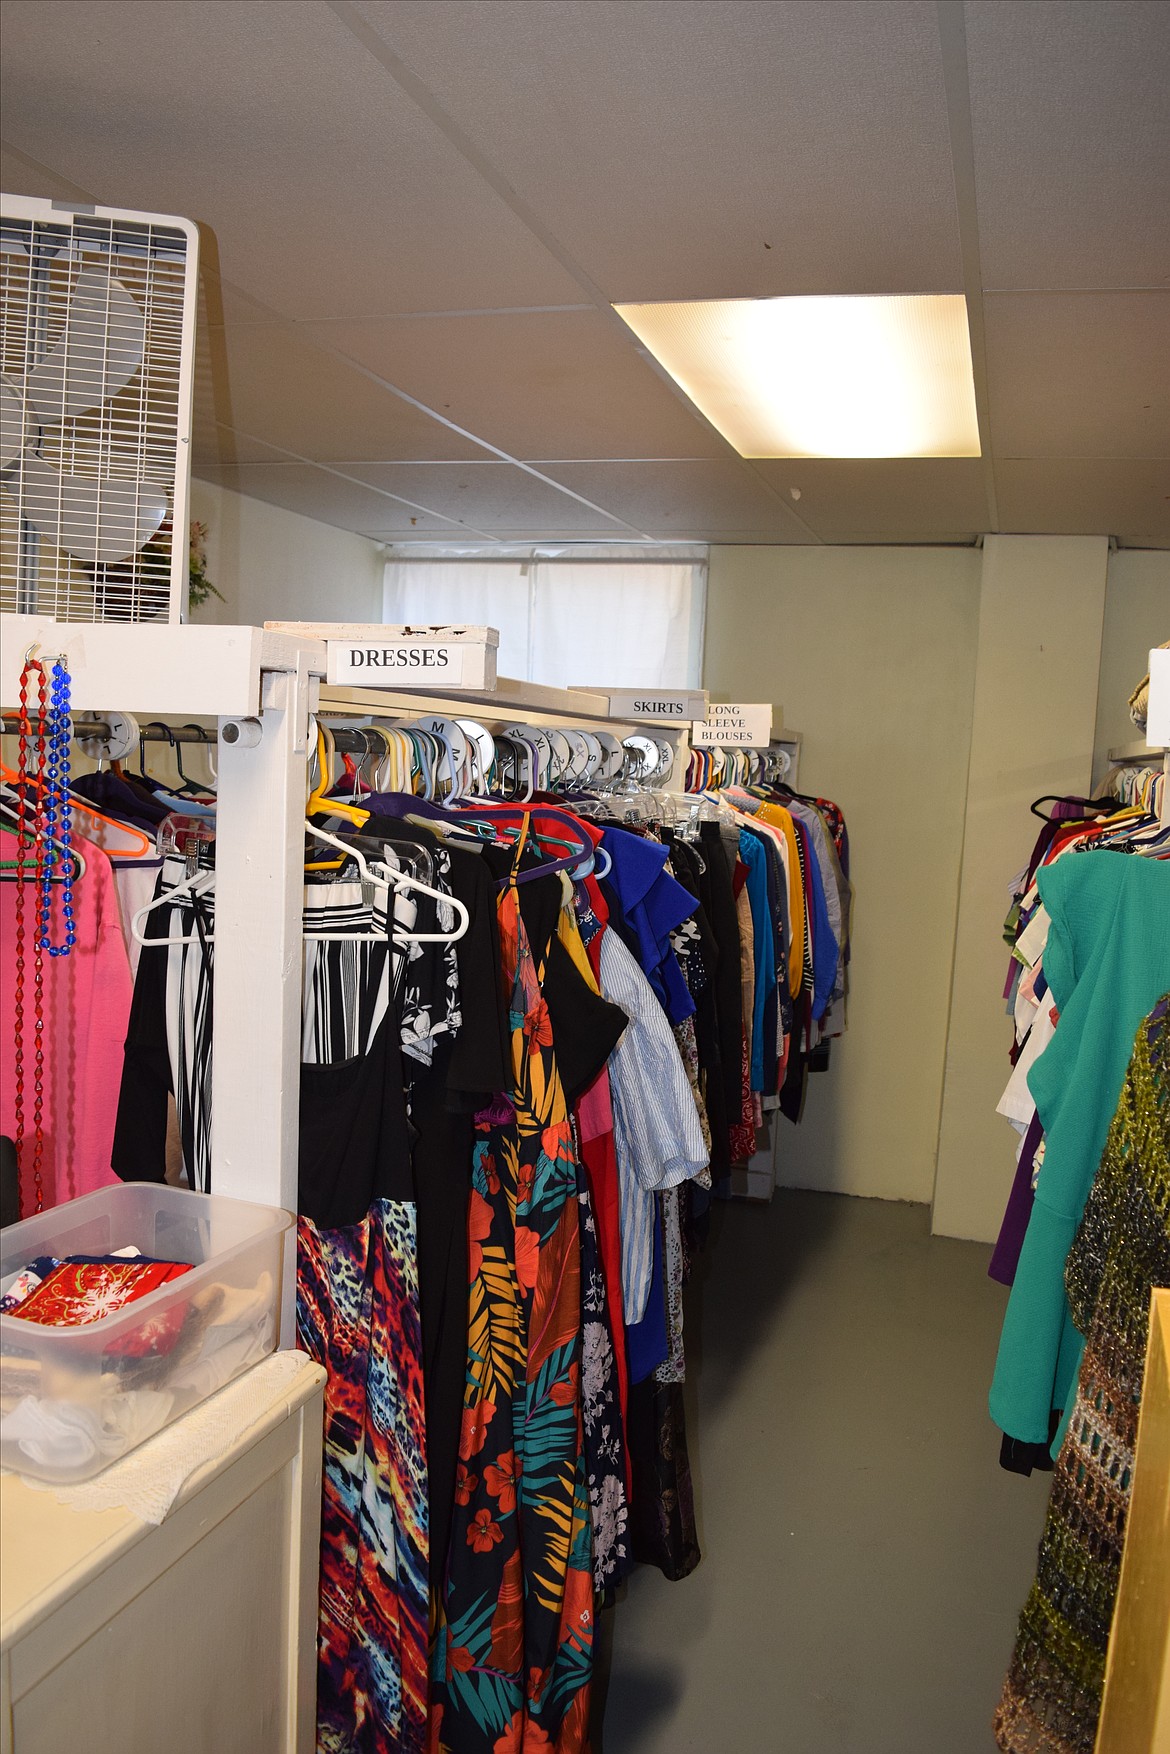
[
  {"x1": 430, "y1": 824, "x2": 595, "y2": 1754},
  {"x1": 297, "y1": 1199, "x2": 429, "y2": 1754}
]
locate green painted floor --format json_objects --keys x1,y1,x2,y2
[{"x1": 598, "y1": 1189, "x2": 1051, "y2": 1753}]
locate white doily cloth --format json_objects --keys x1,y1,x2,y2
[{"x1": 9, "y1": 1349, "x2": 318, "y2": 1525}]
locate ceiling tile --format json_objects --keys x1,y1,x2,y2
[
  {"x1": 356, "y1": 0, "x2": 962, "y2": 301},
  {"x1": 0, "y1": 0, "x2": 583, "y2": 319},
  {"x1": 967, "y1": 0, "x2": 1170, "y2": 289},
  {"x1": 190, "y1": 422, "x2": 295, "y2": 469},
  {"x1": 300, "y1": 310, "x2": 727, "y2": 460},
  {"x1": 192, "y1": 462, "x2": 478, "y2": 536},
  {"x1": 750, "y1": 459, "x2": 988, "y2": 537},
  {"x1": 195, "y1": 322, "x2": 484, "y2": 463},
  {"x1": 996, "y1": 459, "x2": 1170, "y2": 543},
  {"x1": 534, "y1": 461, "x2": 807, "y2": 540},
  {"x1": 984, "y1": 293, "x2": 1170, "y2": 458},
  {"x1": 0, "y1": 140, "x2": 83, "y2": 199},
  {"x1": 346, "y1": 463, "x2": 630, "y2": 534},
  {"x1": 199, "y1": 272, "x2": 275, "y2": 328}
]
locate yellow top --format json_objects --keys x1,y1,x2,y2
[{"x1": 753, "y1": 802, "x2": 805, "y2": 999}]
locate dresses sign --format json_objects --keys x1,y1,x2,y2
[{"x1": 326, "y1": 640, "x2": 489, "y2": 688}]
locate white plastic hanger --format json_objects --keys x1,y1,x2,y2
[
  {"x1": 131, "y1": 820, "x2": 470, "y2": 949},
  {"x1": 129, "y1": 865, "x2": 214, "y2": 946},
  {"x1": 304, "y1": 821, "x2": 469, "y2": 945}
]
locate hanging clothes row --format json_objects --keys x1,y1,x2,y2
[
  {"x1": 0, "y1": 704, "x2": 218, "y2": 1216},
  {"x1": 986, "y1": 743, "x2": 1170, "y2": 1754},
  {"x1": 22, "y1": 689, "x2": 850, "y2": 1754},
  {"x1": 681, "y1": 756, "x2": 852, "y2": 1133}
]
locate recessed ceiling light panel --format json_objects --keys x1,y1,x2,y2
[{"x1": 614, "y1": 294, "x2": 981, "y2": 458}]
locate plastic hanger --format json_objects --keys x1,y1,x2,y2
[
  {"x1": 452, "y1": 799, "x2": 609, "y2": 883},
  {"x1": 130, "y1": 865, "x2": 215, "y2": 946},
  {"x1": 304, "y1": 821, "x2": 469, "y2": 944},
  {"x1": 0, "y1": 762, "x2": 151, "y2": 859},
  {"x1": 0, "y1": 793, "x2": 88, "y2": 880},
  {"x1": 1029, "y1": 792, "x2": 1116, "y2": 821},
  {"x1": 133, "y1": 721, "x2": 174, "y2": 787},
  {"x1": 307, "y1": 721, "x2": 369, "y2": 829},
  {"x1": 132, "y1": 821, "x2": 470, "y2": 949},
  {"x1": 167, "y1": 726, "x2": 212, "y2": 799}
]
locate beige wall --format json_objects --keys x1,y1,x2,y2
[
  {"x1": 189, "y1": 477, "x2": 384, "y2": 628},
  {"x1": 705, "y1": 544, "x2": 983, "y2": 1205},
  {"x1": 1092, "y1": 549, "x2": 1170, "y2": 786},
  {"x1": 706, "y1": 536, "x2": 1128, "y2": 1236},
  {"x1": 932, "y1": 536, "x2": 1108, "y2": 1241}
]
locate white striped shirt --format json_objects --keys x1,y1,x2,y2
[{"x1": 598, "y1": 929, "x2": 709, "y2": 1324}]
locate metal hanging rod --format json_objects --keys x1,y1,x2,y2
[
  {"x1": 0, "y1": 715, "x2": 455, "y2": 757},
  {"x1": 316, "y1": 722, "x2": 394, "y2": 757},
  {"x1": 0, "y1": 715, "x2": 213, "y2": 745}
]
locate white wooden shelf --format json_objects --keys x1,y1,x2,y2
[
  {"x1": 1, "y1": 614, "x2": 326, "y2": 718},
  {"x1": 1107, "y1": 739, "x2": 1169, "y2": 763}
]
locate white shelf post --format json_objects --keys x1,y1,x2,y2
[{"x1": 212, "y1": 660, "x2": 314, "y2": 1340}]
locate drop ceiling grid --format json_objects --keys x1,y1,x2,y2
[
  {"x1": 342, "y1": 462, "x2": 634, "y2": 533},
  {"x1": 0, "y1": 0, "x2": 1167, "y2": 544},
  {"x1": 292, "y1": 310, "x2": 731, "y2": 462},
  {"x1": 0, "y1": 0, "x2": 585, "y2": 318},
  {"x1": 194, "y1": 462, "x2": 496, "y2": 537},
  {"x1": 193, "y1": 321, "x2": 489, "y2": 464},
  {"x1": 350, "y1": 0, "x2": 965, "y2": 301}
]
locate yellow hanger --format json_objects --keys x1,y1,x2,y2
[
  {"x1": 306, "y1": 721, "x2": 369, "y2": 828},
  {"x1": 305, "y1": 721, "x2": 369, "y2": 872}
]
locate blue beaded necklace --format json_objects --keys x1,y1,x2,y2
[{"x1": 36, "y1": 659, "x2": 77, "y2": 958}]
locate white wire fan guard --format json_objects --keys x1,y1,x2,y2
[{"x1": 0, "y1": 193, "x2": 199, "y2": 624}]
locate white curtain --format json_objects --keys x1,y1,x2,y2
[
  {"x1": 383, "y1": 552, "x2": 706, "y2": 688},
  {"x1": 381, "y1": 558, "x2": 533, "y2": 677}
]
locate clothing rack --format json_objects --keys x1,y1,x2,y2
[
  {"x1": 2, "y1": 611, "x2": 328, "y2": 1343},
  {"x1": 1106, "y1": 739, "x2": 1170, "y2": 828},
  {"x1": 318, "y1": 677, "x2": 694, "y2": 790},
  {"x1": 0, "y1": 615, "x2": 706, "y2": 1271}
]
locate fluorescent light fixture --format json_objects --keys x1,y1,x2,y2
[{"x1": 614, "y1": 293, "x2": 981, "y2": 457}]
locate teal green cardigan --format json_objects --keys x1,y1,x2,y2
[{"x1": 989, "y1": 850, "x2": 1170, "y2": 1447}]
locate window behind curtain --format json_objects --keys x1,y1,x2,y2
[{"x1": 382, "y1": 549, "x2": 706, "y2": 688}]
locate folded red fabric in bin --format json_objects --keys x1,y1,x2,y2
[{"x1": 10, "y1": 1259, "x2": 193, "y2": 1332}]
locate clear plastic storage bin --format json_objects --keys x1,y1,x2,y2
[{"x1": 0, "y1": 1183, "x2": 292, "y2": 1483}]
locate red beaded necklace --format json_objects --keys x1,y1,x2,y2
[{"x1": 13, "y1": 656, "x2": 50, "y2": 1215}]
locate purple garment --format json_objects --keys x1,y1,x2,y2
[
  {"x1": 345, "y1": 789, "x2": 449, "y2": 824},
  {"x1": 989, "y1": 1110, "x2": 1045, "y2": 1286}
]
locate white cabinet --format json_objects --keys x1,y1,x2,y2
[{"x1": 0, "y1": 1354, "x2": 324, "y2": 1754}]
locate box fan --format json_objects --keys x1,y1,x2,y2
[{"x1": 0, "y1": 193, "x2": 199, "y2": 623}]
